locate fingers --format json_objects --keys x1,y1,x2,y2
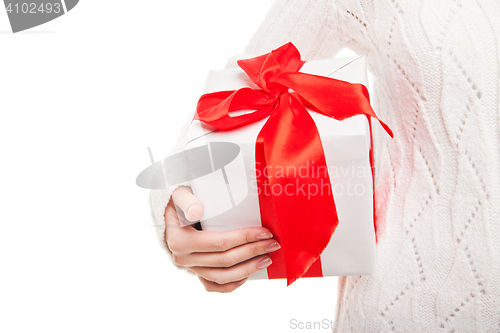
[
  {"x1": 173, "y1": 239, "x2": 281, "y2": 267},
  {"x1": 165, "y1": 188, "x2": 276, "y2": 257},
  {"x1": 167, "y1": 225, "x2": 274, "y2": 255},
  {"x1": 189, "y1": 254, "x2": 273, "y2": 285},
  {"x1": 164, "y1": 186, "x2": 280, "y2": 293},
  {"x1": 197, "y1": 275, "x2": 248, "y2": 293},
  {"x1": 171, "y1": 186, "x2": 204, "y2": 222}
]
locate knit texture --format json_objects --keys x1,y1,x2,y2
[{"x1": 150, "y1": 0, "x2": 500, "y2": 331}]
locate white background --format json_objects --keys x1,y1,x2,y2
[{"x1": 0, "y1": 1, "x2": 357, "y2": 332}]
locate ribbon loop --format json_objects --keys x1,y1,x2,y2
[{"x1": 238, "y1": 43, "x2": 305, "y2": 92}]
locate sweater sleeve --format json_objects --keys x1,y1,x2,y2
[
  {"x1": 150, "y1": 0, "x2": 345, "y2": 262},
  {"x1": 231, "y1": 0, "x2": 344, "y2": 63},
  {"x1": 148, "y1": 106, "x2": 198, "y2": 270}
]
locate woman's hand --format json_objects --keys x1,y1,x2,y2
[{"x1": 164, "y1": 186, "x2": 281, "y2": 293}]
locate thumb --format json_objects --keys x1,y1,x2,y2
[{"x1": 171, "y1": 186, "x2": 205, "y2": 223}]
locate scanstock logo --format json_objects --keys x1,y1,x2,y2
[{"x1": 3, "y1": 0, "x2": 79, "y2": 33}]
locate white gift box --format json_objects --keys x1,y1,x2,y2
[{"x1": 177, "y1": 55, "x2": 377, "y2": 280}]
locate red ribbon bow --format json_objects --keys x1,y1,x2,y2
[{"x1": 195, "y1": 43, "x2": 392, "y2": 285}]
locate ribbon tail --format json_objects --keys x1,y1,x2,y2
[{"x1": 258, "y1": 93, "x2": 340, "y2": 285}]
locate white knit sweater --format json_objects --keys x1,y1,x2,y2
[{"x1": 150, "y1": 0, "x2": 500, "y2": 331}]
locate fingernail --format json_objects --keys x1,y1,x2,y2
[
  {"x1": 186, "y1": 205, "x2": 198, "y2": 221},
  {"x1": 257, "y1": 257, "x2": 272, "y2": 269},
  {"x1": 265, "y1": 242, "x2": 281, "y2": 253},
  {"x1": 236, "y1": 277, "x2": 248, "y2": 286},
  {"x1": 258, "y1": 232, "x2": 273, "y2": 240}
]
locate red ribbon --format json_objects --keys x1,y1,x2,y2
[{"x1": 195, "y1": 43, "x2": 393, "y2": 285}]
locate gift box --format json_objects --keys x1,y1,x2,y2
[{"x1": 166, "y1": 43, "x2": 392, "y2": 285}]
